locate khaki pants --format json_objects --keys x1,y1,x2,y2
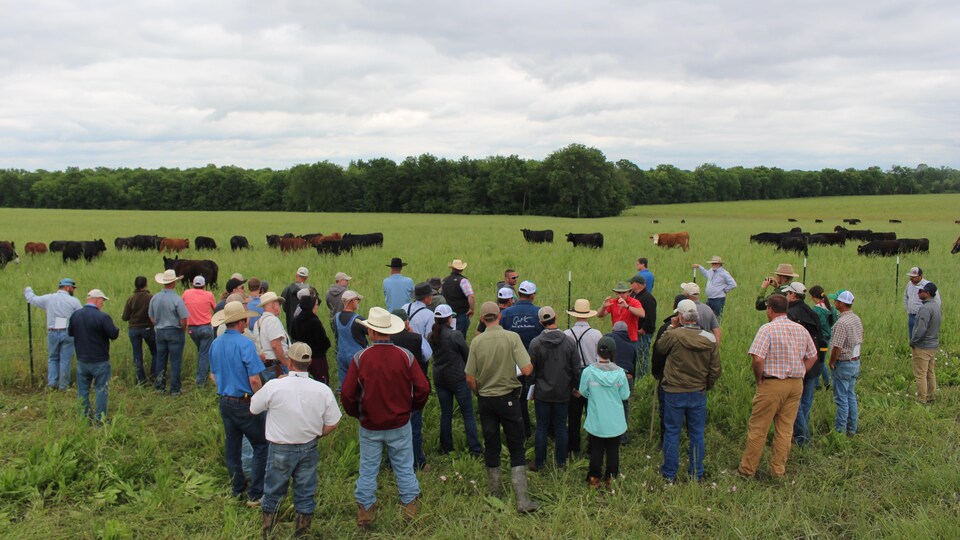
[
  {"x1": 912, "y1": 348, "x2": 937, "y2": 403},
  {"x1": 738, "y1": 378, "x2": 802, "y2": 477}
]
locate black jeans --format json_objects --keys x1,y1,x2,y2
[
  {"x1": 567, "y1": 395, "x2": 588, "y2": 453},
  {"x1": 588, "y1": 434, "x2": 621, "y2": 481},
  {"x1": 478, "y1": 391, "x2": 526, "y2": 468}
]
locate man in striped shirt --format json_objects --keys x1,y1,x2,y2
[
  {"x1": 828, "y1": 290, "x2": 864, "y2": 435},
  {"x1": 737, "y1": 294, "x2": 817, "y2": 479}
]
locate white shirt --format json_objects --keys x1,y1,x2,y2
[
  {"x1": 565, "y1": 322, "x2": 603, "y2": 368},
  {"x1": 250, "y1": 372, "x2": 342, "y2": 444},
  {"x1": 255, "y1": 311, "x2": 289, "y2": 360}
]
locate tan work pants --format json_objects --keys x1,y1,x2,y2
[
  {"x1": 738, "y1": 378, "x2": 802, "y2": 477},
  {"x1": 912, "y1": 348, "x2": 937, "y2": 403}
]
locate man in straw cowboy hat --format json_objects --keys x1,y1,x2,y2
[
  {"x1": 754, "y1": 263, "x2": 799, "y2": 311},
  {"x1": 441, "y1": 259, "x2": 475, "y2": 338},
  {"x1": 341, "y1": 307, "x2": 430, "y2": 530},
  {"x1": 564, "y1": 298, "x2": 602, "y2": 457},
  {"x1": 384, "y1": 257, "x2": 415, "y2": 313},
  {"x1": 692, "y1": 255, "x2": 737, "y2": 320},
  {"x1": 209, "y1": 300, "x2": 268, "y2": 507},
  {"x1": 149, "y1": 269, "x2": 189, "y2": 395},
  {"x1": 254, "y1": 292, "x2": 290, "y2": 381}
]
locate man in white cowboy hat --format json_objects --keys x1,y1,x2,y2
[
  {"x1": 341, "y1": 307, "x2": 431, "y2": 530},
  {"x1": 149, "y1": 269, "x2": 190, "y2": 395},
  {"x1": 254, "y1": 292, "x2": 290, "y2": 381},
  {"x1": 209, "y1": 301, "x2": 268, "y2": 507},
  {"x1": 754, "y1": 263, "x2": 799, "y2": 311},
  {"x1": 384, "y1": 257, "x2": 415, "y2": 313},
  {"x1": 692, "y1": 256, "x2": 737, "y2": 320},
  {"x1": 24, "y1": 277, "x2": 82, "y2": 391},
  {"x1": 564, "y1": 298, "x2": 602, "y2": 457},
  {"x1": 68, "y1": 289, "x2": 120, "y2": 423},
  {"x1": 441, "y1": 259, "x2": 475, "y2": 338}
]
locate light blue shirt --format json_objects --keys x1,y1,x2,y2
[
  {"x1": 148, "y1": 288, "x2": 190, "y2": 329},
  {"x1": 635, "y1": 269, "x2": 655, "y2": 292},
  {"x1": 210, "y1": 329, "x2": 265, "y2": 397},
  {"x1": 383, "y1": 274, "x2": 415, "y2": 313},
  {"x1": 697, "y1": 266, "x2": 737, "y2": 299},
  {"x1": 401, "y1": 300, "x2": 435, "y2": 338},
  {"x1": 24, "y1": 288, "x2": 82, "y2": 329}
]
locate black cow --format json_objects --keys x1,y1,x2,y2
[
  {"x1": 834, "y1": 226, "x2": 873, "y2": 242},
  {"x1": 49, "y1": 240, "x2": 67, "y2": 252},
  {"x1": 815, "y1": 219, "x2": 823, "y2": 223},
  {"x1": 889, "y1": 219, "x2": 902, "y2": 223},
  {"x1": 62, "y1": 242, "x2": 84, "y2": 262},
  {"x1": 0, "y1": 241, "x2": 19, "y2": 268},
  {"x1": 521, "y1": 229, "x2": 554, "y2": 243},
  {"x1": 807, "y1": 231, "x2": 846, "y2": 247},
  {"x1": 788, "y1": 218, "x2": 798, "y2": 222},
  {"x1": 266, "y1": 235, "x2": 281, "y2": 248},
  {"x1": 163, "y1": 256, "x2": 219, "y2": 289},
  {"x1": 230, "y1": 235, "x2": 250, "y2": 251},
  {"x1": 131, "y1": 235, "x2": 163, "y2": 251},
  {"x1": 858, "y1": 240, "x2": 900, "y2": 256},
  {"x1": 195, "y1": 236, "x2": 217, "y2": 250},
  {"x1": 789, "y1": 227, "x2": 803, "y2": 234},
  {"x1": 867, "y1": 232, "x2": 896, "y2": 241},
  {"x1": 114, "y1": 237, "x2": 133, "y2": 250},
  {"x1": 897, "y1": 238, "x2": 929, "y2": 252},
  {"x1": 342, "y1": 232, "x2": 384, "y2": 250},
  {"x1": 843, "y1": 218, "x2": 862, "y2": 225},
  {"x1": 952, "y1": 235, "x2": 960, "y2": 255},
  {"x1": 777, "y1": 235, "x2": 809, "y2": 256},
  {"x1": 81, "y1": 239, "x2": 107, "y2": 261},
  {"x1": 315, "y1": 239, "x2": 342, "y2": 255},
  {"x1": 750, "y1": 232, "x2": 785, "y2": 246},
  {"x1": 566, "y1": 232, "x2": 604, "y2": 249}
]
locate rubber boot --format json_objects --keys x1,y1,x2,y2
[
  {"x1": 510, "y1": 466, "x2": 540, "y2": 513},
  {"x1": 486, "y1": 467, "x2": 503, "y2": 497},
  {"x1": 357, "y1": 503, "x2": 376, "y2": 531},
  {"x1": 261, "y1": 513, "x2": 276, "y2": 540},
  {"x1": 294, "y1": 513, "x2": 312, "y2": 538},
  {"x1": 401, "y1": 498, "x2": 419, "y2": 521}
]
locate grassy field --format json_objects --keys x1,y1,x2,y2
[{"x1": 0, "y1": 194, "x2": 959, "y2": 539}]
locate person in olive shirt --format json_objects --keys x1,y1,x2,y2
[
  {"x1": 754, "y1": 263, "x2": 799, "y2": 311},
  {"x1": 122, "y1": 275, "x2": 156, "y2": 385}
]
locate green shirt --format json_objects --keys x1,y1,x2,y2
[{"x1": 465, "y1": 325, "x2": 531, "y2": 397}]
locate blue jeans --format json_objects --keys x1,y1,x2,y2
[
  {"x1": 77, "y1": 361, "x2": 110, "y2": 421},
  {"x1": 793, "y1": 377, "x2": 817, "y2": 446},
  {"x1": 356, "y1": 422, "x2": 420, "y2": 509},
  {"x1": 47, "y1": 329, "x2": 74, "y2": 390},
  {"x1": 706, "y1": 297, "x2": 726, "y2": 320},
  {"x1": 241, "y1": 436, "x2": 254, "y2": 479},
  {"x1": 436, "y1": 381, "x2": 483, "y2": 455},
  {"x1": 832, "y1": 361, "x2": 860, "y2": 434},
  {"x1": 219, "y1": 397, "x2": 268, "y2": 499},
  {"x1": 128, "y1": 327, "x2": 156, "y2": 384},
  {"x1": 660, "y1": 390, "x2": 707, "y2": 481},
  {"x1": 817, "y1": 362, "x2": 831, "y2": 388},
  {"x1": 154, "y1": 328, "x2": 185, "y2": 394},
  {"x1": 534, "y1": 401, "x2": 568, "y2": 468},
  {"x1": 637, "y1": 334, "x2": 652, "y2": 377},
  {"x1": 262, "y1": 439, "x2": 319, "y2": 515},
  {"x1": 188, "y1": 325, "x2": 215, "y2": 386},
  {"x1": 908, "y1": 313, "x2": 916, "y2": 342},
  {"x1": 454, "y1": 313, "x2": 470, "y2": 339},
  {"x1": 410, "y1": 410, "x2": 427, "y2": 469}
]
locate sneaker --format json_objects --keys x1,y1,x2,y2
[{"x1": 246, "y1": 497, "x2": 262, "y2": 508}]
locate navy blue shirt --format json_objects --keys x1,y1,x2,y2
[
  {"x1": 68, "y1": 304, "x2": 120, "y2": 363},
  {"x1": 500, "y1": 300, "x2": 543, "y2": 350},
  {"x1": 210, "y1": 329, "x2": 265, "y2": 397}
]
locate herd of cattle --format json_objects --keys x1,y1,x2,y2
[
  {"x1": 751, "y1": 224, "x2": 946, "y2": 256},
  {"x1": 522, "y1": 228, "x2": 692, "y2": 252}
]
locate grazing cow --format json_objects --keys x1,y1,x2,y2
[
  {"x1": 280, "y1": 237, "x2": 309, "y2": 252},
  {"x1": 62, "y1": 241, "x2": 84, "y2": 262},
  {"x1": 789, "y1": 227, "x2": 803, "y2": 234},
  {"x1": 230, "y1": 235, "x2": 250, "y2": 251},
  {"x1": 163, "y1": 256, "x2": 219, "y2": 289},
  {"x1": 897, "y1": 238, "x2": 929, "y2": 253},
  {"x1": 750, "y1": 232, "x2": 785, "y2": 246},
  {"x1": 159, "y1": 238, "x2": 189, "y2": 252},
  {"x1": 315, "y1": 239, "x2": 343, "y2": 255},
  {"x1": 889, "y1": 219, "x2": 902, "y2": 223},
  {"x1": 0, "y1": 241, "x2": 19, "y2": 268},
  {"x1": 952, "y1": 236, "x2": 960, "y2": 255},
  {"x1": 815, "y1": 219, "x2": 823, "y2": 223},
  {"x1": 834, "y1": 226, "x2": 873, "y2": 242},
  {"x1": 807, "y1": 232, "x2": 846, "y2": 247},
  {"x1": 842, "y1": 218, "x2": 862, "y2": 225},
  {"x1": 651, "y1": 219, "x2": 659, "y2": 224},
  {"x1": 521, "y1": 229, "x2": 554, "y2": 243},
  {"x1": 300, "y1": 232, "x2": 325, "y2": 243},
  {"x1": 787, "y1": 218, "x2": 798, "y2": 222},
  {"x1": 955, "y1": 220, "x2": 960, "y2": 224},
  {"x1": 867, "y1": 232, "x2": 896, "y2": 241},
  {"x1": 49, "y1": 240, "x2": 67, "y2": 252},
  {"x1": 114, "y1": 237, "x2": 132, "y2": 250},
  {"x1": 266, "y1": 234, "x2": 282, "y2": 248},
  {"x1": 81, "y1": 239, "x2": 107, "y2": 261},
  {"x1": 858, "y1": 240, "x2": 901, "y2": 256},
  {"x1": 25, "y1": 242, "x2": 47, "y2": 255},
  {"x1": 308, "y1": 232, "x2": 341, "y2": 247},
  {"x1": 341, "y1": 232, "x2": 384, "y2": 250},
  {"x1": 131, "y1": 235, "x2": 163, "y2": 250},
  {"x1": 650, "y1": 231, "x2": 690, "y2": 252},
  {"x1": 777, "y1": 235, "x2": 809, "y2": 257},
  {"x1": 194, "y1": 236, "x2": 217, "y2": 250},
  {"x1": 566, "y1": 232, "x2": 604, "y2": 249},
  {"x1": 680, "y1": 219, "x2": 686, "y2": 224}
]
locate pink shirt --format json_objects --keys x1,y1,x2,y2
[
  {"x1": 182, "y1": 288, "x2": 215, "y2": 326},
  {"x1": 748, "y1": 315, "x2": 817, "y2": 379},
  {"x1": 607, "y1": 296, "x2": 642, "y2": 341}
]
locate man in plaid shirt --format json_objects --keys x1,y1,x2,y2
[
  {"x1": 828, "y1": 290, "x2": 864, "y2": 435},
  {"x1": 738, "y1": 294, "x2": 817, "y2": 478}
]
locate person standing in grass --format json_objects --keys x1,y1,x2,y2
[
  {"x1": 500, "y1": 280, "x2": 541, "y2": 438},
  {"x1": 597, "y1": 282, "x2": 645, "y2": 343},
  {"x1": 828, "y1": 290, "x2": 864, "y2": 435},
  {"x1": 903, "y1": 267, "x2": 940, "y2": 340},
  {"x1": 429, "y1": 304, "x2": 483, "y2": 457},
  {"x1": 737, "y1": 294, "x2": 816, "y2": 479},
  {"x1": 292, "y1": 295, "x2": 332, "y2": 385},
  {"x1": 341, "y1": 307, "x2": 430, "y2": 530},
  {"x1": 465, "y1": 302, "x2": 538, "y2": 513},
  {"x1": 564, "y1": 299, "x2": 602, "y2": 457},
  {"x1": 628, "y1": 275, "x2": 657, "y2": 377},
  {"x1": 389, "y1": 309, "x2": 433, "y2": 472},
  {"x1": 808, "y1": 286, "x2": 838, "y2": 390},
  {"x1": 69, "y1": 289, "x2": 120, "y2": 423},
  {"x1": 383, "y1": 257, "x2": 415, "y2": 313},
  {"x1": 477, "y1": 287, "x2": 515, "y2": 334},
  {"x1": 121, "y1": 276, "x2": 156, "y2": 386},
  {"x1": 692, "y1": 255, "x2": 737, "y2": 320},
  {"x1": 245, "y1": 277, "x2": 263, "y2": 331},
  {"x1": 579, "y1": 336, "x2": 630, "y2": 488},
  {"x1": 679, "y1": 282, "x2": 721, "y2": 344},
  {"x1": 149, "y1": 269, "x2": 189, "y2": 396},
  {"x1": 754, "y1": 263, "x2": 798, "y2": 311},
  {"x1": 325, "y1": 271, "x2": 352, "y2": 331},
  {"x1": 784, "y1": 282, "x2": 824, "y2": 447},
  {"x1": 25, "y1": 277, "x2": 82, "y2": 391},
  {"x1": 654, "y1": 299, "x2": 720, "y2": 483},
  {"x1": 252, "y1": 342, "x2": 341, "y2": 539},
  {"x1": 281, "y1": 267, "x2": 310, "y2": 335},
  {"x1": 910, "y1": 282, "x2": 941, "y2": 404},
  {"x1": 605, "y1": 321, "x2": 638, "y2": 444},
  {"x1": 634, "y1": 257, "x2": 655, "y2": 292},
  {"x1": 254, "y1": 292, "x2": 290, "y2": 382},
  {"x1": 334, "y1": 290, "x2": 367, "y2": 391},
  {"x1": 496, "y1": 268, "x2": 519, "y2": 294},
  {"x1": 441, "y1": 259, "x2": 475, "y2": 338},
  {"x1": 182, "y1": 276, "x2": 216, "y2": 388}
]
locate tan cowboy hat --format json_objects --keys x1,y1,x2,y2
[
  {"x1": 258, "y1": 291, "x2": 284, "y2": 308},
  {"x1": 566, "y1": 298, "x2": 598, "y2": 318},
  {"x1": 448, "y1": 259, "x2": 468, "y2": 271},
  {"x1": 154, "y1": 269, "x2": 182, "y2": 285},
  {"x1": 774, "y1": 263, "x2": 800, "y2": 277},
  {"x1": 707, "y1": 256, "x2": 723, "y2": 264},
  {"x1": 358, "y1": 307, "x2": 406, "y2": 335},
  {"x1": 211, "y1": 301, "x2": 258, "y2": 327}
]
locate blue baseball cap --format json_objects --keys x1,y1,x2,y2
[{"x1": 59, "y1": 278, "x2": 76, "y2": 288}]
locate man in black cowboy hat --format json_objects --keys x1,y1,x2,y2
[{"x1": 383, "y1": 257, "x2": 415, "y2": 313}]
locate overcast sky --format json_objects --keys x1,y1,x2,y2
[{"x1": 1, "y1": 0, "x2": 958, "y2": 171}]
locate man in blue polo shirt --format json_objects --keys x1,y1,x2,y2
[
  {"x1": 501, "y1": 280, "x2": 542, "y2": 438},
  {"x1": 210, "y1": 301, "x2": 268, "y2": 507}
]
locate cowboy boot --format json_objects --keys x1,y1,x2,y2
[
  {"x1": 261, "y1": 512, "x2": 276, "y2": 540},
  {"x1": 357, "y1": 503, "x2": 376, "y2": 531},
  {"x1": 486, "y1": 467, "x2": 503, "y2": 497},
  {"x1": 587, "y1": 476, "x2": 601, "y2": 489},
  {"x1": 400, "y1": 498, "x2": 419, "y2": 521},
  {"x1": 294, "y1": 513, "x2": 312, "y2": 538},
  {"x1": 510, "y1": 466, "x2": 540, "y2": 513}
]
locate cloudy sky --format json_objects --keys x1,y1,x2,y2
[{"x1": 1, "y1": 0, "x2": 958, "y2": 171}]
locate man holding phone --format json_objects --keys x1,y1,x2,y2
[{"x1": 597, "y1": 282, "x2": 645, "y2": 343}]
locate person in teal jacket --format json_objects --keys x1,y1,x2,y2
[
  {"x1": 578, "y1": 336, "x2": 630, "y2": 488},
  {"x1": 809, "y1": 286, "x2": 838, "y2": 390}
]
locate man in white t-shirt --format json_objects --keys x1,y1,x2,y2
[{"x1": 254, "y1": 292, "x2": 290, "y2": 380}]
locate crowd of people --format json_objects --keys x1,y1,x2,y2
[{"x1": 21, "y1": 255, "x2": 944, "y2": 536}]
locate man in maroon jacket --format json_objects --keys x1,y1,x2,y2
[{"x1": 342, "y1": 307, "x2": 430, "y2": 531}]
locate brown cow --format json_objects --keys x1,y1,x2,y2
[
  {"x1": 309, "y1": 232, "x2": 342, "y2": 247},
  {"x1": 159, "y1": 238, "x2": 190, "y2": 252},
  {"x1": 280, "y1": 237, "x2": 309, "y2": 252},
  {"x1": 25, "y1": 242, "x2": 48, "y2": 255},
  {"x1": 650, "y1": 231, "x2": 690, "y2": 252}
]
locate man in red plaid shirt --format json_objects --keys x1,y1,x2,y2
[{"x1": 737, "y1": 294, "x2": 817, "y2": 478}]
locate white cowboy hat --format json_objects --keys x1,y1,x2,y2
[
  {"x1": 358, "y1": 307, "x2": 406, "y2": 335},
  {"x1": 566, "y1": 298, "x2": 597, "y2": 318},
  {"x1": 448, "y1": 259, "x2": 468, "y2": 271},
  {"x1": 258, "y1": 291, "x2": 284, "y2": 308},
  {"x1": 155, "y1": 269, "x2": 182, "y2": 285},
  {"x1": 211, "y1": 301, "x2": 258, "y2": 327}
]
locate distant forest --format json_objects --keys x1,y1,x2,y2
[{"x1": 2, "y1": 144, "x2": 958, "y2": 218}]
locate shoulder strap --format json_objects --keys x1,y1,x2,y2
[{"x1": 570, "y1": 327, "x2": 590, "y2": 367}]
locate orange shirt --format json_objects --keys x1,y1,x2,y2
[{"x1": 182, "y1": 288, "x2": 215, "y2": 326}]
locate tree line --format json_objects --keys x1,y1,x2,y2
[{"x1": 1, "y1": 144, "x2": 958, "y2": 218}]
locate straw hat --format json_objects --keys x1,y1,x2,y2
[
  {"x1": 211, "y1": 301, "x2": 258, "y2": 326},
  {"x1": 774, "y1": 263, "x2": 800, "y2": 277},
  {"x1": 357, "y1": 307, "x2": 406, "y2": 335},
  {"x1": 566, "y1": 299, "x2": 598, "y2": 318},
  {"x1": 259, "y1": 291, "x2": 284, "y2": 308},
  {"x1": 155, "y1": 269, "x2": 182, "y2": 285},
  {"x1": 448, "y1": 259, "x2": 468, "y2": 271},
  {"x1": 707, "y1": 256, "x2": 723, "y2": 265}
]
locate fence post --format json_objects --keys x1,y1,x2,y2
[{"x1": 27, "y1": 302, "x2": 34, "y2": 387}]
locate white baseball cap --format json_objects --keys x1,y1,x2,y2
[
  {"x1": 87, "y1": 289, "x2": 110, "y2": 301},
  {"x1": 193, "y1": 276, "x2": 206, "y2": 287},
  {"x1": 518, "y1": 280, "x2": 537, "y2": 295},
  {"x1": 497, "y1": 287, "x2": 515, "y2": 300},
  {"x1": 297, "y1": 267, "x2": 309, "y2": 278}
]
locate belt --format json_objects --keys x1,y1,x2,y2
[
  {"x1": 49, "y1": 328, "x2": 67, "y2": 331},
  {"x1": 762, "y1": 375, "x2": 802, "y2": 380},
  {"x1": 188, "y1": 324, "x2": 211, "y2": 327},
  {"x1": 219, "y1": 395, "x2": 251, "y2": 402},
  {"x1": 837, "y1": 356, "x2": 860, "y2": 363}
]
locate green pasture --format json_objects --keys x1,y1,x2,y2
[{"x1": 0, "y1": 194, "x2": 958, "y2": 538}]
